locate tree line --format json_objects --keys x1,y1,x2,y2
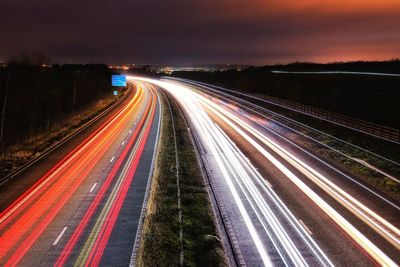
[{"x1": 0, "y1": 64, "x2": 115, "y2": 149}]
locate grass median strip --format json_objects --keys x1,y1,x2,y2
[{"x1": 136, "y1": 91, "x2": 226, "y2": 267}]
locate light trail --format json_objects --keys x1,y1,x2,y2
[
  {"x1": 174, "y1": 78, "x2": 400, "y2": 216},
  {"x1": 0, "y1": 85, "x2": 143, "y2": 228},
  {"x1": 131, "y1": 76, "x2": 398, "y2": 266},
  {"x1": 200, "y1": 92, "x2": 400, "y2": 251},
  {"x1": 202, "y1": 98, "x2": 398, "y2": 266},
  {"x1": 56, "y1": 85, "x2": 157, "y2": 267},
  {"x1": 169, "y1": 77, "x2": 400, "y2": 167},
  {"x1": 130, "y1": 77, "x2": 333, "y2": 266},
  {"x1": 0, "y1": 82, "x2": 158, "y2": 266}
]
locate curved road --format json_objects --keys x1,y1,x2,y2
[
  {"x1": 132, "y1": 76, "x2": 400, "y2": 267},
  {"x1": 0, "y1": 81, "x2": 161, "y2": 266}
]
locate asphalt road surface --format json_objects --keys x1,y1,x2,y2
[
  {"x1": 0, "y1": 81, "x2": 161, "y2": 267},
  {"x1": 132, "y1": 76, "x2": 400, "y2": 267}
]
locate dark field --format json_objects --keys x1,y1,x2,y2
[
  {"x1": 170, "y1": 61, "x2": 400, "y2": 128},
  {"x1": 0, "y1": 64, "x2": 115, "y2": 149}
]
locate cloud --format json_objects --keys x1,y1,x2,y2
[{"x1": 0, "y1": 0, "x2": 399, "y2": 64}]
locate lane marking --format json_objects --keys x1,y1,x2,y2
[
  {"x1": 121, "y1": 141, "x2": 126, "y2": 146},
  {"x1": 110, "y1": 156, "x2": 115, "y2": 163},
  {"x1": 90, "y1": 183, "x2": 98, "y2": 193},
  {"x1": 129, "y1": 130, "x2": 132, "y2": 134},
  {"x1": 299, "y1": 219, "x2": 313, "y2": 235},
  {"x1": 68, "y1": 90, "x2": 157, "y2": 265},
  {"x1": 53, "y1": 226, "x2": 68, "y2": 246},
  {"x1": 264, "y1": 180, "x2": 273, "y2": 188}
]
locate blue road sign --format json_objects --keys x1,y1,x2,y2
[{"x1": 112, "y1": 75, "x2": 127, "y2": 87}]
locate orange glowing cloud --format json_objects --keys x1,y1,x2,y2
[
  {"x1": 207, "y1": 0, "x2": 400, "y2": 19},
  {"x1": 1, "y1": 0, "x2": 399, "y2": 64}
]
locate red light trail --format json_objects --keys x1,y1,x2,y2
[{"x1": 0, "y1": 82, "x2": 159, "y2": 266}]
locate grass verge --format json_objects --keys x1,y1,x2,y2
[
  {"x1": 216, "y1": 90, "x2": 400, "y2": 199},
  {"x1": 136, "y1": 91, "x2": 226, "y2": 266},
  {"x1": 180, "y1": 83, "x2": 400, "y2": 200},
  {"x1": 0, "y1": 92, "x2": 125, "y2": 178},
  {"x1": 247, "y1": 94, "x2": 400, "y2": 199}
]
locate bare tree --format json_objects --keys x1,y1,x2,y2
[
  {"x1": 72, "y1": 82, "x2": 76, "y2": 115},
  {"x1": 0, "y1": 72, "x2": 10, "y2": 142},
  {"x1": 8, "y1": 53, "x2": 50, "y2": 66}
]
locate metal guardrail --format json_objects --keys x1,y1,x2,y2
[
  {"x1": 166, "y1": 91, "x2": 245, "y2": 267},
  {"x1": 0, "y1": 84, "x2": 132, "y2": 186},
  {"x1": 164, "y1": 76, "x2": 400, "y2": 144},
  {"x1": 256, "y1": 94, "x2": 400, "y2": 144}
]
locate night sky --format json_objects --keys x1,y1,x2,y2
[{"x1": 1, "y1": 0, "x2": 399, "y2": 65}]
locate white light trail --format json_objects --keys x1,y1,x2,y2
[
  {"x1": 128, "y1": 76, "x2": 398, "y2": 266},
  {"x1": 200, "y1": 94, "x2": 400, "y2": 251}
]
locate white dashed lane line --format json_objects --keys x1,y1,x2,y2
[
  {"x1": 299, "y1": 219, "x2": 313, "y2": 235},
  {"x1": 90, "y1": 182, "x2": 98, "y2": 193},
  {"x1": 53, "y1": 226, "x2": 68, "y2": 246}
]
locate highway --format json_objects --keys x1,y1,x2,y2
[
  {"x1": 131, "y1": 76, "x2": 400, "y2": 266},
  {"x1": 0, "y1": 81, "x2": 161, "y2": 266}
]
